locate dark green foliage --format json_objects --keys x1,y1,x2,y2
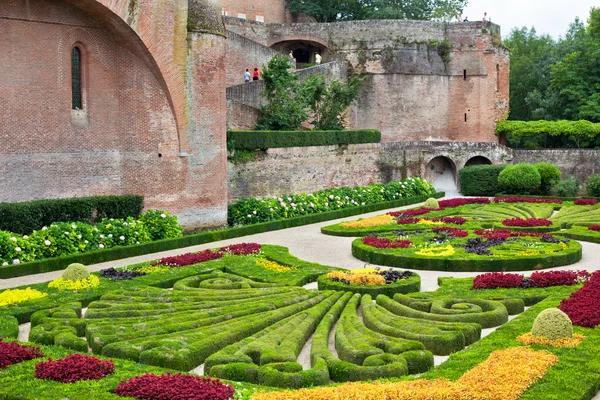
[
  {"x1": 29, "y1": 302, "x2": 88, "y2": 352},
  {"x1": 498, "y1": 163, "x2": 541, "y2": 194},
  {"x1": 586, "y1": 174, "x2": 600, "y2": 197},
  {"x1": 499, "y1": 120, "x2": 600, "y2": 148},
  {"x1": 535, "y1": 162, "x2": 562, "y2": 194},
  {"x1": 0, "y1": 193, "x2": 439, "y2": 279},
  {"x1": 0, "y1": 314, "x2": 19, "y2": 339},
  {"x1": 554, "y1": 175, "x2": 580, "y2": 197},
  {"x1": 459, "y1": 165, "x2": 507, "y2": 196},
  {"x1": 317, "y1": 273, "x2": 421, "y2": 296},
  {"x1": 0, "y1": 195, "x2": 143, "y2": 235},
  {"x1": 227, "y1": 130, "x2": 381, "y2": 151}
]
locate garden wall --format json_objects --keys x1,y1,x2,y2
[{"x1": 512, "y1": 149, "x2": 600, "y2": 185}]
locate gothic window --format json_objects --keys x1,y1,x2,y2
[{"x1": 71, "y1": 47, "x2": 82, "y2": 110}]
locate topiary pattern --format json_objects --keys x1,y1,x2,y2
[
  {"x1": 61, "y1": 263, "x2": 90, "y2": 281},
  {"x1": 424, "y1": 198, "x2": 439, "y2": 209},
  {"x1": 532, "y1": 308, "x2": 573, "y2": 341}
]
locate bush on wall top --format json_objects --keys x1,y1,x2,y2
[
  {"x1": 227, "y1": 130, "x2": 381, "y2": 151},
  {"x1": 0, "y1": 195, "x2": 144, "y2": 235},
  {"x1": 459, "y1": 165, "x2": 506, "y2": 196}
]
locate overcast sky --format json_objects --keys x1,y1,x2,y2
[{"x1": 462, "y1": 0, "x2": 597, "y2": 39}]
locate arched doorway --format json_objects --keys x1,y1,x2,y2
[
  {"x1": 426, "y1": 156, "x2": 457, "y2": 193},
  {"x1": 465, "y1": 156, "x2": 492, "y2": 167},
  {"x1": 270, "y1": 40, "x2": 328, "y2": 68}
]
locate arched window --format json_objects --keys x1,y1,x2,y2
[{"x1": 71, "y1": 47, "x2": 82, "y2": 110}]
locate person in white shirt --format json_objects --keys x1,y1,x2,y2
[
  {"x1": 244, "y1": 69, "x2": 251, "y2": 83},
  {"x1": 483, "y1": 12, "x2": 488, "y2": 22},
  {"x1": 315, "y1": 53, "x2": 322, "y2": 65}
]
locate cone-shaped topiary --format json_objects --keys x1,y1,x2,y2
[
  {"x1": 532, "y1": 308, "x2": 573, "y2": 341},
  {"x1": 424, "y1": 198, "x2": 439, "y2": 209},
  {"x1": 61, "y1": 263, "x2": 90, "y2": 282}
]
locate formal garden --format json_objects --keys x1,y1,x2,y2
[{"x1": 2, "y1": 171, "x2": 600, "y2": 399}]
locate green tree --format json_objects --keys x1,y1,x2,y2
[
  {"x1": 301, "y1": 75, "x2": 364, "y2": 130},
  {"x1": 256, "y1": 55, "x2": 309, "y2": 131}
]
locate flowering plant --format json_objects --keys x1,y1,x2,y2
[
  {"x1": 415, "y1": 245, "x2": 455, "y2": 257},
  {"x1": 362, "y1": 236, "x2": 412, "y2": 249},
  {"x1": 341, "y1": 215, "x2": 395, "y2": 228},
  {"x1": 438, "y1": 198, "x2": 490, "y2": 208},
  {"x1": 0, "y1": 339, "x2": 43, "y2": 369},
  {"x1": 473, "y1": 270, "x2": 588, "y2": 290},
  {"x1": 588, "y1": 225, "x2": 600, "y2": 231},
  {"x1": 220, "y1": 243, "x2": 261, "y2": 255},
  {"x1": 48, "y1": 275, "x2": 100, "y2": 290},
  {"x1": 256, "y1": 257, "x2": 295, "y2": 272},
  {"x1": 0, "y1": 287, "x2": 47, "y2": 306},
  {"x1": 387, "y1": 208, "x2": 433, "y2": 218},
  {"x1": 474, "y1": 229, "x2": 545, "y2": 240},
  {"x1": 35, "y1": 354, "x2": 115, "y2": 383},
  {"x1": 559, "y1": 271, "x2": 600, "y2": 328},
  {"x1": 574, "y1": 198, "x2": 598, "y2": 205},
  {"x1": 432, "y1": 227, "x2": 469, "y2": 237},
  {"x1": 114, "y1": 373, "x2": 235, "y2": 400},
  {"x1": 152, "y1": 249, "x2": 224, "y2": 267},
  {"x1": 502, "y1": 218, "x2": 553, "y2": 227}
]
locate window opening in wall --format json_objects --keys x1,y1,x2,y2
[
  {"x1": 221, "y1": 8, "x2": 229, "y2": 16},
  {"x1": 496, "y1": 64, "x2": 500, "y2": 92},
  {"x1": 255, "y1": 15, "x2": 265, "y2": 23},
  {"x1": 464, "y1": 113, "x2": 467, "y2": 122},
  {"x1": 463, "y1": 69, "x2": 467, "y2": 80},
  {"x1": 71, "y1": 47, "x2": 82, "y2": 110},
  {"x1": 237, "y1": 13, "x2": 246, "y2": 19}
]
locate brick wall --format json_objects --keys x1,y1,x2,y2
[
  {"x1": 220, "y1": 0, "x2": 285, "y2": 24},
  {"x1": 225, "y1": 30, "x2": 279, "y2": 87}
]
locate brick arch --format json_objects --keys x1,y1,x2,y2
[{"x1": 269, "y1": 37, "x2": 330, "y2": 49}]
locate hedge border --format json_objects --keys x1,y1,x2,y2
[
  {"x1": 227, "y1": 130, "x2": 381, "y2": 150},
  {"x1": 316, "y1": 273, "x2": 421, "y2": 297},
  {"x1": 0, "y1": 193, "x2": 443, "y2": 279},
  {"x1": 351, "y1": 239, "x2": 583, "y2": 272}
]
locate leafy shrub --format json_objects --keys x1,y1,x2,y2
[
  {"x1": 473, "y1": 271, "x2": 588, "y2": 290},
  {"x1": 48, "y1": 275, "x2": 100, "y2": 290},
  {"x1": 100, "y1": 267, "x2": 146, "y2": 281},
  {"x1": 114, "y1": 373, "x2": 235, "y2": 400},
  {"x1": 424, "y1": 198, "x2": 440, "y2": 209},
  {"x1": 227, "y1": 130, "x2": 381, "y2": 151},
  {"x1": 554, "y1": 175, "x2": 579, "y2": 197},
  {"x1": 498, "y1": 163, "x2": 541, "y2": 194},
  {"x1": 559, "y1": 271, "x2": 600, "y2": 328},
  {"x1": 61, "y1": 263, "x2": 89, "y2": 281},
  {"x1": 532, "y1": 308, "x2": 573, "y2": 340},
  {"x1": 535, "y1": 162, "x2": 562, "y2": 195},
  {"x1": 459, "y1": 164, "x2": 506, "y2": 196},
  {"x1": 0, "y1": 195, "x2": 143, "y2": 235},
  {"x1": 35, "y1": 354, "x2": 115, "y2": 383},
  {"x1": 574, "y1": 198, "x2": 598, "y2": 205},
  {"x1": 0, "y1": 339, "x2": 43, "y2": 369},
  {"x1": 228, "y1": 178, "x2": 435, "y2": 226},
  {"x1": 138, "y1": 210, "x2": 183, "y2": 241},
  {"x1": 585, "y1": 174, "x2": 600, "y2": 197}
]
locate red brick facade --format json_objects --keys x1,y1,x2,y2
[{"x1": 220, "y1": 0, "x2": 285, "y2": 23}]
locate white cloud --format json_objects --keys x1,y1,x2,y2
[{"x1": 462, "y1": 0, "x2": 596, "y2": 38}]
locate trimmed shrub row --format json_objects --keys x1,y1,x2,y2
[
  {"x1": 227, "y1": 130, "x2": 381, "y2": 151},
  {"x1": 0, "y1": 195, "x2": 143, "y2": 235},
  {"x1": 0, "y1": 193, "x2": 442, "y2": 279},
  {"x1": 459, "y1": 165, "x2": 506, "y2": 196}
]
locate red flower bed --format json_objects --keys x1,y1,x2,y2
[
  {"x1": 474, "y1": 229, "x2": 545, "y2": 240},
  {"x1": 152, "y1": 249, "x2": 224, "y2": 267},
  {"x1": 396, "y1": 218, "x2": 421, "y2": 225},
  {"x1": 473, "y1": 272, "x2": 524, "y2": 289},
  {"x1": 388, "y1": 208, "x2": 433, "y2": 218},
  {"x1": 395, "y1": 217, "x2": 467, "y2": 226},
  {"x1": 438, "y1": 198, "x2": 490, "y2": 208},
  {"x1": 588, "y1": 225, "x2": 600, "y2": 231},
  {"x1": 35, "y1": 354, "x2": 114, "y2": 383},
  {"x1": 559, "y1": 271, "x2": 600, "y2": 328},
  {"x1": 494, "y1": 197, "x2": 563, "y2": 204},
  {"x1": 502, "y1": 218, "x2": 553, "y2": 227},
  {"x1": 362, "y1": 236, "x2": 412, "y2": 249},
  {"x1": 574, "y1": 198, "x2": 598, "y2": 206},
  {"x1": 529, "y1": 270, "x2": 589, "y2": 288},
  {"x1": 440, "y1": 217, "x2": 468, "y2": 225},
  {"x1": 220, "y1": 243, "x2": 261, "y2": 255},
  {"x1": 115, "y1": 373, "x2": 235, "y2": 400},
  {"x1": 0, "y1": 339, "x2": 43, "y2": 369},
  {"x1": 432, "y1": 227, "x2": 469, "y2": 237}
]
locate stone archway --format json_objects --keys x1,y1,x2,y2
[
  {"x1": 465, "y1": 156, "x2": 492, "y2": 167},
  {"x1": 426, "y1": 156, "x2": 458, "y2": 194},
  {"x1": 270, "y1": 39, "x2": 328, "y2": 68}
]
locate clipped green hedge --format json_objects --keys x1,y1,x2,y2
[
  {"x1": 0, "y1": 195, "x2": 143, "y2": 235},
  {"x1": 459, "y1": 165, "x2": 506, "y2": 196},
  {"x1": 0, "y1": 314, "x2": 18, "y2": 338},
  {"x1": 0, "y1": 193, "x2": 442, "y2": 279},
  {"x1": 227, "y1": 130, "x2": 381, "y2": 150},
  {"x1": 496, "y1": 119, "x2": 600, "y2": 139},
  {"x1": 351, "y1": 238, "x2": 583, "y2": 272},
  {"x1": 317, "y1": 273, "x2": 421, "y2": 297}
]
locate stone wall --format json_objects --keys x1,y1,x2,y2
[
  {"x1": 225, "y1": 30, "x2": 280, "y2": 87},
  {"x1": 512, "y1": 149, "x2": 600, "y2": 185}
]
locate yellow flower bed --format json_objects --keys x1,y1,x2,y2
[
  {"x1": 251, "y1": 347, "x2": 558, "y2": 400},
  {"x1": 48, "y1": 275, "x2": 100, "y2": 290},
  {"x1": 135, "y1": 265, "x2": 170, "y2": 274},
  {"x1": 415, "y1": 245, "x2": 455, "y2": 257},
  {"x1": 0, "y1": 287, "x2": 47, "y2": 307},
  {"x1": 348, "y1": 268, "x2": 379, "y2": 275},
  {"x1": 417, "y1": 219, "x2": 445, "y2": 226},
  {"x1": 256, "y1": 257, "x2": 295, "y2": 273},
  {"x1": 517, "y1": 332, "x2": 585, "y2": 348},
  {"x1": 340, "y1": 215, "x2": 395, "y2": 228},
  {"x1": 327, "y1": 271, "x2": 385, "y2": 286}
]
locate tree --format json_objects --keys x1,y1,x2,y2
[
  {"x1": 301, "y1": 75, "x2": 364, "y2": 130},
  {"x1": 288, "y1": 0, "x2": 467, "y2": 22},
  {"x1": 256, "y1": 55, "x2": 309, "y2": 131}
]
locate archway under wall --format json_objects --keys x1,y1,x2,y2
[
  {"x1": 426, "y1": 156, "x2": 458, "y2": 194},
  {"x1": 465, "y1": 156, "x2": 492, "y2": 167},
  {"x1": 270, "y1": 40, "x2": 327, "y2": 68}
]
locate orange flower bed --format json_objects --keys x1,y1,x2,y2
[
  {"x1": 251, "y1": 347, "x2": 558, "y2": 400},
  {"x1": 326, "y1": 271, "x2": 386, "y2": 286},
  {"x1": 517, "y1": 332, "x2": 585, "y2": 348},
  {"x1": 340, "y1": 215, "x2": 395, "y2": 228}
]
